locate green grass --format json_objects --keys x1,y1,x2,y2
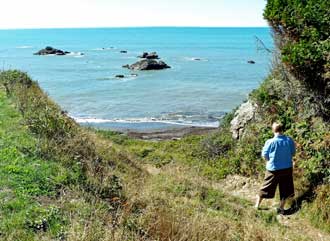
[
  {"x1": 0, "y1": 70, "x2": 147, "y2": 240},
  {"x1": 0, "y1": 90, "x2": 70, "y2": 239},
  {"x1": 96, "y1": 127, "x2": 242, "y2": 181}
]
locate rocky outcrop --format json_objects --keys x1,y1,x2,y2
[
  {"x1": 126, "y1": 59, "x2": 171, "y2": 71},
  {"x1": 138, "y1": 52, "x2": 159, "y2": 59},
  {"x1": 230, "y1": 100, "x2": 258, "y2": 139},
  {"x1": 34, "y1": 46, "x2": 70, "y2": 56}
]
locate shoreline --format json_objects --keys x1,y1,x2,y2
[
  {"x1": 79, "y1": 121, "x2": 220, "y2": 140},
  {"x1": 110, "y1": 126, "x2": 218, "y2": 141}
]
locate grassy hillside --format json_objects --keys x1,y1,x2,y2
[
  {"x1": 0, "y1": 71, "x2": 144, "y2": 240},
  {"x1": 1, "y1": 68, "x2": 329, "y2": 240}
]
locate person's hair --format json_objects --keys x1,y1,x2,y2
[{"x1": 272, "y1": 122, "x2": 284, "y2": 133}]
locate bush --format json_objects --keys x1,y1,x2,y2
[
  {"x1": 264, "y1": 0, "x2": 330, "y2": 118},
  {"x1": 308, "y1": 185, "x2": 330, "y2": 232},
  {"x1": 200, "y1": 129, "x2": 234, "y2": 159}
]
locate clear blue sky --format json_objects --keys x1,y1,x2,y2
[{"x1": 0, "y1": 0, "x2": 268, "y2": 29}]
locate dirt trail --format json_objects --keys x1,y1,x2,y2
[
  {"x1": 144, "y1": 165, "x2": 330, "y2": 241},
  {"x1": 215, "y1": 175, "x2": 330, "y2": 241}
]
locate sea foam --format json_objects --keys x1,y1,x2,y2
[{"x1": 72, "y1": 116, "x2": 220, "y2": 128}]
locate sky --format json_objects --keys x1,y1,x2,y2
[{"x1": 0, "y1": 0, "x2": 268, "y2": 29}]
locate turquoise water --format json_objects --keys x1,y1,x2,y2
[{"x1": 0, "y1": 27, "x2": 273, "y2": 130}]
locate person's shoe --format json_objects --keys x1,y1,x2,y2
[{"x1": 276, "y1": 208, "x2": 285, "y2": 215}]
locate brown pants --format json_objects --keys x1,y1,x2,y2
[{"x1": 259, "y1": 168, "x2": 294, "y2": 200}]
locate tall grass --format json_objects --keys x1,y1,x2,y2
[{"x1": 1, "y1": 69, "x2": 329, "y2": 240}]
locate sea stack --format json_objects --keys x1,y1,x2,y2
[
  {"x1": 125, "y1": 52, "x2": 170, "y2": 70},
  {"x1": 34, "y1": 46, "x2": 71, "y2": 56},
  {"x1": 127, "y1": 59, "x2": 171, "y2": 71}
]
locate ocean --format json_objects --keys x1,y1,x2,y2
[{"x1": 0, "y1": 27, "x2": 273, "y2": 131}]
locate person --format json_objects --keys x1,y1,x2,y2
[{"x1": 255, "y1": 122, "x2": 296, "y2": 214}]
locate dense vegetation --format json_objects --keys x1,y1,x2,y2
[
  {"x1": 263, "y1": 0, "x2": 330, "y2": 228},
  {"x1": 264, "y1": 0, "x2": 330, "y2": 118}
]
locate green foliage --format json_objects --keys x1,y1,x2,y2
[
  {"x1": 0, "y1": 147, "x2": 73, "y2": 196},
  {"x1": 308, "y1": 185, "x2": 330, "y2": 232},
  {"x1": 0, "y1": 90, "x2": 70, "y2": 239},
  {"x1": 255, "y1": 210, "x2": 278, "y2": 225},
  {"x1": 200, "y1": 187, "x2": 225, "y2": 208},
  {"x1": 291, "y1": 119, "x2": 330, "y2": 185},
  {"x1": 200, "y1": 129, "x2": 234, "y2": 159},
  {"x1": 25, "y1": 206, "x2": 66, "y2": 235},
  {"x1": 249, "y1": 69, "x2": 330, "y2": 185},
  {"x1": 264, "y1": 0, "x2": 330, "y2": 118},
  {"x1": 250, "y1": 78, "x2": 276, "y2": 106}
]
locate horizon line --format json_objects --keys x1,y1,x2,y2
[{"x1": 0, "y1": 25, "x2": 270, "y2": 31}]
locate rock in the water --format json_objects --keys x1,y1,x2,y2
[
  {"x1": 34, "y1": 46, "x2": 70, "y2": 56},
  {"x1": 247, "y1": 60, "x2": 256, "y2": 64},
  {"x1": 122, "y1": 64, "x2": 130, "y2": 69},
  {"x1": 55, "y1": 50, "x2": 65, "y2": 55},
  {"x1": 139, "y1": 52, "x2": 159, "y2": 59},
  {"x1": 230, "y1": 100, "x2": 258, "y2": 139},
  {"x1": 127, "y1": 59, "x2": 171, "y2": 71},
  {"x1": 139, "y1": 52, "x2": 149, "y2": 58},
  {"x1": 146, "y1": 52, "x2": 159, "y2": 59},
  {"x1": 115, "y1": 75, "x2": 125, "y2": 78}
]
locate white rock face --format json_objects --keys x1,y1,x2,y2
[{"x1": 230, "y1": 100, "x2": 258, "y2": 139}]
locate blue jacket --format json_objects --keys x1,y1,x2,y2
[{"x1": 262, "y1": 135, "x2": 296, "y2": 171}]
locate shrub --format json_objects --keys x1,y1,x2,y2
[
  {"x1": 200, "y1": 129, "x2": 234, "y2": 159},
  {"x1": 308, "y1": 185, "x2": 330, "y2": 232},
  {"x1": 264, "y1": 0, "x2": 330, "y2": 118}
]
